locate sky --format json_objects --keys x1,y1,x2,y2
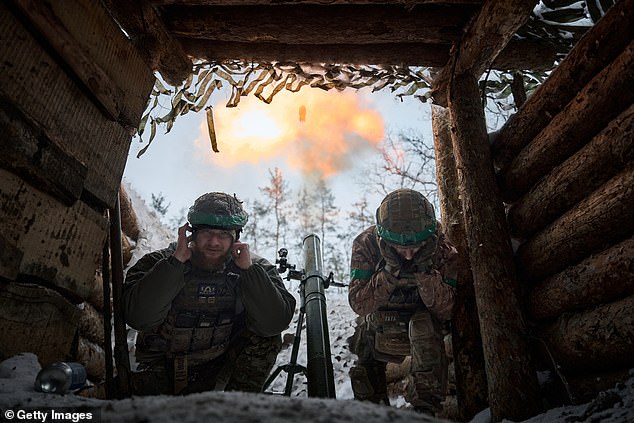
[
  {"x1": 122, "y1": 85, "x2": 433, "y2": 229},
  {"x1": 1, "y1": 192, "x2": 633, "y2": 423}
]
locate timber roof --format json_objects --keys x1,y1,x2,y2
[{"x1": 102, "y1": 1, "x2": 571, "y2": 105}]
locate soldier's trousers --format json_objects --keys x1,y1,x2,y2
[
  {"x1": 130, "y1": 330, "x2": 282, "y2": 395},
  {"x1": 348, "y1": 308, "x2": 448, "y2": 413}
]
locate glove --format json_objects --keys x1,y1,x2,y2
[
  {"x1": 410, "y1": 234, "x2": 439, "y2": 273},
  {"x1": 377, "y1": 237, "x2": 401, "y2": 276}
]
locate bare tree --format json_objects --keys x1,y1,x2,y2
[
  {"x1": 242, "y1": 198, "x2": 268, "y2": 253},
  {"x1": 259, "y1": 167, "x2": 292, "y2": 254},
  {"x1": 362, "y1": 130, "x2": 439, "y2": 207}
]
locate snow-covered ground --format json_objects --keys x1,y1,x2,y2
[{"x1": 1, "y1": 184, "x2": 633, "y2": 423}]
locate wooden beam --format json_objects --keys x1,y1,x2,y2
[
  {"x1": 184, "y1": 40, "x2": 451, "y2": 67},
  {"x1": 517, "y1": 166, "x2": 634, "y2": 281},
  {"x1": 492, "y1": 0, "x2": 634, "y2": 171},
  {"x1": 182, "y1": 37, "x2": 557, "y2": 70},
  {"x1": 447, "y1": 72, "x2": 541, "y2": 422},
  {"x1": 0, "y1": 98, "x2": 88, "y2": 206},
  {"x1": 431, "y1": 0, "x2": 538, "y2": 106},
  {"x1": 152, "y1": 0, "x2": 483, "y2": 4},
  {"x1": 164, "y1": 4, "x2": 476, "y2": 44},
  {"x1": 431, "y1": 105, "x2": 488, "y2": 421},
  {"x1": 10, "y1": 0, "x2": 127, "y2": 124},
  {"x1": 102, "y1": 0, "x2": 192, "y2": 86},
  {"x1": 508, "y1": 104, "x2": 634, "y2": 239},
  {"x1": 527, "y1": 236, "x2": 634, "y2": 321},
  {"x1": 498, "y1": 40, "x2": 634, "y2": 202}
]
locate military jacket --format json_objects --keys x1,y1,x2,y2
[
  {"x1": 122, "y1": 244, "x2": 296, "y2": 363},
  {"x1": 348, "y1": 225, "x2": 457, "y2": 321}
]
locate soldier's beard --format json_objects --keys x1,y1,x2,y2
[{"x1": 190, "y1": 244, "x2": 231, "y2": 271}]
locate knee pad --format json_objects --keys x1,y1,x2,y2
[{"x1": 349, "y1": 366, "x2": 375, "y2": 399}]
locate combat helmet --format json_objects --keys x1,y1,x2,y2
[
  {"x1": 375, "y1": 189, "x2": 436, "y2": 246},
  {"x1": 187, "y1": 192, "x2": 248, "y2": 238}
]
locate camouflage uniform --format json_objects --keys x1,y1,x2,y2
[
  {"x1": 121, "y1": 193, "x2": 296, "y2": 395},
  {"x1": 348, "y1": 189, "x2": 457, "y2": 414}
]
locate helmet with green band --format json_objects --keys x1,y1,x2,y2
[
  {"x1": 375, "y1": 189, "x2": 437, "y2": 247},
  {"x1": 187, "y1": 192, "x2": 248, "y2": 232}
]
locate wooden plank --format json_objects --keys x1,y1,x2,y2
[
  {"x1": 492, "y1": 0, "x2": 634, "y2": 171},
  {"x1": 498, "y1": 40, "x2": 634, "y2": 202},
  {"x1": 431, "y1": 0, "x2": 538, "y2": 106},
  {"x1": 447, "y1": 72, "x2": 541, "y2": 421},
  {"x1": 182, "y1": 37, "x2": 557, "y2": 70},
  {"x1": 539, "y1": 294, "x2": 634, "y2": 372},
  {"x1": 431, "y1": 105, "x2": 488, "y2": 421},
  {"x1": 164, "y1": 4, "x2": 475, "y2": 44},
  {"x1": 151, "y1": 0, "x2": 484, "y2": 4},
  {"x1": 517, "y1": 166, "x2": 634, "y2": 281},
  {"x1": 184, "y1": 40, "x2": 451, "y2": 67},
  {"x1": 102, "y1": 0, "x2": 191, "y2": 86},
  {"x1": 527, "y1": 236, "x2": 634, "y2": 321},
  {"x1": 10, "y1": 0, "x2": 123, "y2": 125},
  {"x1": 0, "y1": 4, "x2": 131, "y2": 208},
  {"x1": 0, "y1": 282, "x2": 81, "y2": 367},
  {"x1": 0, "y1": 169, "x2": 108, "y2": 300},
  {"x1": 508, "y1": 103, "x2": 634, "y2": 238},
  {"x1": 0, "y1": 97, "x2": 87, "y2": 205},
  {"x1": 48, "y1": 0, "x2": 153, "y2": 128}
]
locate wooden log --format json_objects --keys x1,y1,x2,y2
[
  {"x1": 498, "y1": 40, "x2": 634, "y2": 202},
  {"x1": 0, "y1": 169, "x2": 108, "y2": 300},
  {"x1": 0, "y1": 4, "x2": 134, "y2": 208},
  {"x1": 432, "y1": 105, "x2": 488, "y2": 421},
  {"x1": 151, "y1": 0, "x2": 484, "y2": 4},
  {"x1": 431, "y1": 0, "x2": 539, "y2": 107},
  {"x1": 0, "y1": 282, "x2": 80, "y2": 367},
  {"x1": 0, "y1": 97, "x2": 87, "y2": 206},
  {"x1": 538, "y1": 294, "x2": 634, "y2": 372},
  {"x1": 119, "y1": 185, "x2": 141, "y2": 241},
  {"x1": 508, "y1": 104, "x2": 634, "y2": 238},
  {"x1": 527, "y1": 236, "x2": 634, "y2": 321},
  {"x1": 517, "y1": 166, "x2": 634, "y2": 281},
  {"x1": 76, "y1": 336, "x2": 106, "y2": 382},
  {"x1": 185, "y1": 40, "x2": 451, "y2": 67},
  {"x1": 101, "y1": 0, "x2": 191, "y2": 86},
  {"x1": 165, "y1": 4, "x2": 474, "y2": 44},
  {"x1": 78, "y1": 301, "x2": 105, "y2": 345},
  {"x1": 448, "y1": 72, "x2": 541, "y2": 421},
  {"x1": 183, "y1": 37, "x2": 558, "y2": 70},
  {"x1": 491, "y1": 0, "x2": 634, "y2": 171}
]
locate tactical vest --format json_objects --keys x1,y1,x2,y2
[
  {"x1": 367, "y1": 282, "x2": 423, "y2": 361},
  {"x1": 137, "y1": 263, "x2": 245, "y2": 362}
]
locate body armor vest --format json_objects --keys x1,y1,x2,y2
[{"x1": 138, "y1": 263, "x2": 245, "y2": 359}]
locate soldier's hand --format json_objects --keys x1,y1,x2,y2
[
  {"x1": 173, "y1": 223, "x2": 193, "y2": 263},
  {"x1": 232, "y1": 241, "x2": 252, "y2": 270}
]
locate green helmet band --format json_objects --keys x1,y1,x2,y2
[
  {"x1": 376, "y1": 219, "x2": 437, "y2": 246},
  {"x1": 188, "y1": 211, "x2": 247, "y2": 228}
]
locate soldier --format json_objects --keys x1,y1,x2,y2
[
  {"x1": 122, "y1": 192, "x2": 296, "y2": 395},
  {"x1": 348, "y1": 188, "x2": 457, "y2": 415}
]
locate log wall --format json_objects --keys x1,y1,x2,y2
[
  {"x1": 0, "y1": 0, "x2": 154, "y2": 383},
  {"x1": 492, "y1": 3, "x2": 634, "y2": 404}
]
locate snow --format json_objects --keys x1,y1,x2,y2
[{"x1": 1, "y1": 184, "x2": 633, "y2": 423}]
